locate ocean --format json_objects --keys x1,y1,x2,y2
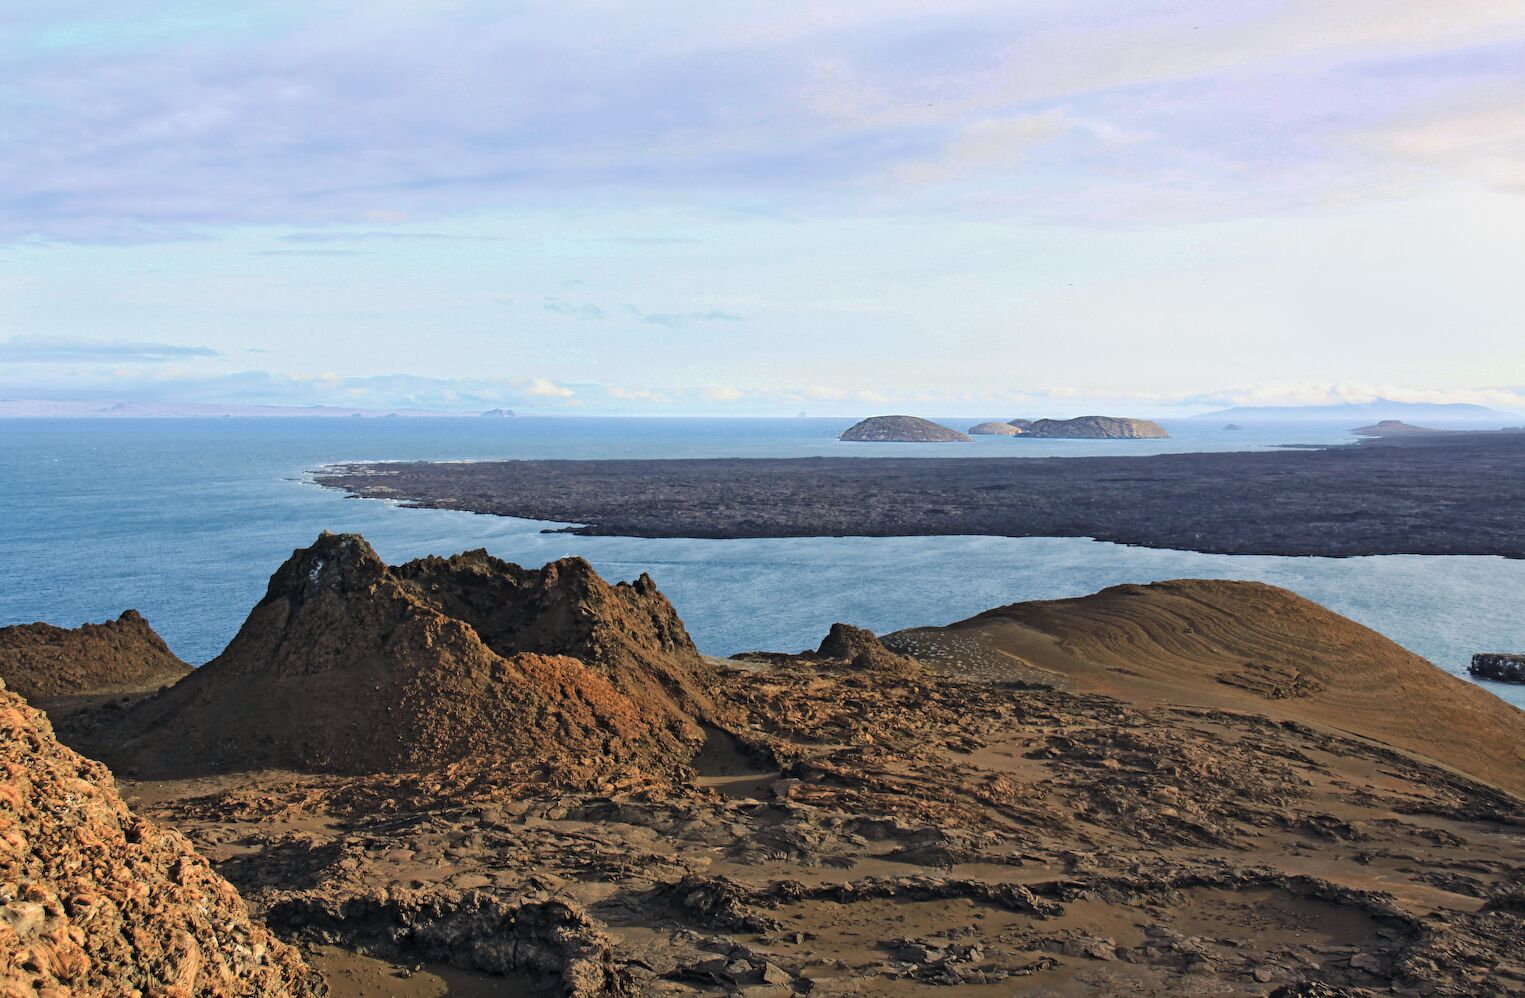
[{"x1": 3, "y1": 416, "x2": 1523, "y2": 708}]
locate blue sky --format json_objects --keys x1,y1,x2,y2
[{"x1": 3, "y1": 1, "x2": 1524, "y2": 414}]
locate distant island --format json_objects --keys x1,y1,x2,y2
[
  {"x1": 480, "y1": 408, "x2": 516, "y2": 418},
  {"x1": 1352, "y1": 419, "x2": 1441, "y2": 436},
  {"x1": 966, "y1": 415, "x2": 1171, "y2": 439},
  {"x1": 1194, "y1": 397, "x2": 1520, "y2": 425},
  {"x1": 840, "y1": 415, "x2": 971, "y2": 442},
  {"x1": 967, "y1": 420, "x2": 1022, "y2": 435},
  {"x1": 1015, "y1": 415, "x2": 1168, "y2": 439}
]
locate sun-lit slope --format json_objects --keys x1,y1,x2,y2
[{"x1": 902, "y1": 579, "x2": 1525, "y2": 797}]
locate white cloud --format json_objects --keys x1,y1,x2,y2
[
  {"x1": 1367, "y1": 98, "x2": 1525, "y2": 193},
  {"x1": 524, "y1": 377, "x2": 575, "y2": 398}
]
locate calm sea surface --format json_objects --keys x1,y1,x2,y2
[{"x1": 3, "y1": 416, "x2": 1522, "y2": 708}]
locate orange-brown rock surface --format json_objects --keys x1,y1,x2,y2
[
  {"x1": 0, "y1": 610, "x2": 190, "y2": 701},
  {"x1": 26, "y1": 551, "x2": 1525, "y2": 996},
  {"x1": 77, "y1": 534, "x2": 712, "y2": 783},
  {"x1": 902, "y1": 579, "x2": 1525, "y2": 796},
  {"x1": 0, "y1": 678, "x2": 324, "y2": 997}
]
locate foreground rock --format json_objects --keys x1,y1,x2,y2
[
  {"x1": 113, "y1": 582, "x2": 1525, "y2": 996},
  {"x1": 839, "y1": 415, "x2": 971, "y2": 442},
  {"x1": 1471, "y1": 653, "x2": 1525, "y2": 684},
  {"x1": 967, "y1": 421, "x2": 1022, "y2": 436},
  {"x1": 0, "y1": 610, "x2": 190, "y2": 701},
  {"x1": 73, "y1": 533, "x2": 715, "y2": 782},
  {"x1": 0, "y1": 678, "x2": 324, "y2": 996},
  {"x1": 1019, "y1": 415, "x2": 1169, "y2": 438}
]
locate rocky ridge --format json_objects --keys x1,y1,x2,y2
[
  {"x1": 0, "y1": 610, "x2": 190, "y2": 701},
  {"x1": 0, "y1": 678, "x2": 324, "y2": 997}
]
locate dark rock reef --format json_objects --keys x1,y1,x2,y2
[
  {"x1": 0, "y1": 610, "x2": 190, "y2": 701},
  {"x1": 314, "y1": 430, "x2": 1525, "y2": 557},
  {"x1": 839, "y1": 415, "x2": 971, "y2": 442},
  {"x1": 1471, "y1": 653, "x2": 1525, "y2": 684},
  {"x1": 0, "y1": 678, "x2": 324, "y2": 997}
]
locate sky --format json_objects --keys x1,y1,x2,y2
[{"x1": 2, "y1": 1, "x2": 1525, "y2": 416}]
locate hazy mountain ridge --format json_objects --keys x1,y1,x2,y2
[{"x1": 1193, "y1": 397, "x2": 1520, "y2": 423}]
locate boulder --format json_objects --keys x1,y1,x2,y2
[{"x1": 1470, "y1": 653, "x2": 1525, "y2": 684}]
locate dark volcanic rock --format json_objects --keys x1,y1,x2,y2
[
  {"x1": 840, "y1": 415, "x2": 971, "y2": 442},
  {"x1": 0, "y1": 610, "x2": 190, "y2": 700},
  {"x1": 1021, "y1": 415, "x2": 1169, "y2": 438},
  {"x1": 77, "y1": 533, "x2": 711, "y2": 781},
  {"x1": 1470, "y1": 653, "x2": 1525, "y2": 684},
  {"x1": 968, "y1": 421, "x2": 1022, "y2": 436},
  {"x1": 0, "y1": 679, "x2": 324, "y2": 996},
  {"x1": 312, "y1": 431, "x2": 1525, "y2": 558}
]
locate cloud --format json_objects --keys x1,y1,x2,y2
[
  {"x1": 1364, "y1": 98, "x2": 1525, "y2": 193},
  {"x1": 6, "y1": 3, "x2": 1525, "y2": 240},
  {"x1": 543, "y1": 299, "x2": 745, "y2": 326},
  {"x1": 893, "y1": 110, "x2": 1075, "y2": 187},
  {"x1": 0, "y1": 367, "x2": 582, "y2": 411},
  {"x1": 543, "y1": 298, "x2": 607, "y2": 320},
  {"x1": 524, "y1": 377, "x2": 575, "y2": 398},
  {"x1": 631, "y1": 307, "x2": 745, "y2": 328},
  {"x1": 0, "y1": 335, "x2": 219, "y2": 362}
]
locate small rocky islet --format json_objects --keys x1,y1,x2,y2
[
  {"x1": 845, "y1": 413, "x2": 1170, "y2": 442},
  {"x1": 4, "y1": 531, "x2": 1525, "y2": 996}
]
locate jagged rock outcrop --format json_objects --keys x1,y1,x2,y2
[
  {"x1": 816, "y1": 623, "x2": 922, "y2": 675},
  {"x1": 1019, "y1": 415, "x2": 1169, "y2": 439},
  {"x1": 0, "y1": 679, "x2": 324, "y2": 996},
  {"x1": 1471, "y1": 653, "x2": 1525, "y2": 684},
  {"x1": 967, "y1": 421, "x2": 1022, "y2": 436},
  {"x1": 394, "y1": 548, "x2": 717, "y2": 735},
  {"x1": 79, "y1": 533, "x2": 711, "y2": 781},
  {"x1": 0, "y1": 610, "x2": 190, "y2": 701},
  {"x1": 839, "y1": 415, "x2": 971, "y2": 442}
]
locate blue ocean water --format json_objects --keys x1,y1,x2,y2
[{"x1": 3, "y1": 416, "x2": 1522, "y2": 709}]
